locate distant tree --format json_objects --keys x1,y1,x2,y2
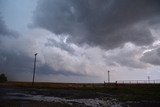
[{"x1": 0, "y1": 73, "x2": 8, "y2": 83}]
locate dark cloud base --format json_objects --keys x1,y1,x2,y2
[{"x1": 34, "y1": 0, "x2": 160, "y2": 49}]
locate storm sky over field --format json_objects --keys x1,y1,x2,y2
[{"x1": 0, "y1": 0, "x2": 160, "y2": 82}]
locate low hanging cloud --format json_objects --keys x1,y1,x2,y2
[
  {"x1": 0, "y1": 26, "x2": 149, "y2": 81},
  {"x1": 33, "y1": 0, "x2": 160, "y2": 49},
  {"x1": 0, "y1": 28, "x2": 107, "y2": 80},
  {"x1": 105, "y1": 43, "x2": 150, "y2": 69}
]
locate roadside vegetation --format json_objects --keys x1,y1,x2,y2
[
  {"x1": 0, "y1": 73, "x2": 7, "y2": 83},
  {"x1": 0, "y1": 81, "x2": 160, "y2": 102}
]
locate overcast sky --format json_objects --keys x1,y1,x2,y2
[{"x1": 0, "y1": 0, "x2": 160, "y2": 83}]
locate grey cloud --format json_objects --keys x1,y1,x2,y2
[
  {"x1": 38, "y1": 64, "x2": 84, "y2": 76},
  {"x1": 0, "y1": 15, "x2": 78, "y2": 80},
  {"x1": 104, "y1": 43, "x2": 149, "y2": 69},
  {"x1": 0, "y1": 14, "x2": 25, "y2": 79},
  {"x1": 0, "y1": 44, "x2": 81, "y2": 80},
  {"x1": 33, "y1": 0, "x2": 160, "y2": 49},
  {"x1": 45, "y1": 38, "x2": 74, "y2": 54},
  {"x1": 0, "y1": 51, "x2": 33, "y2": 80},
  {"x1": 0, "y1": 15, "x2": 11, "y2": 36},
  {"x1": 0, "y1": 14, "x2": 18, "y2": 37},
  {"x1": 0, "y1": 11, "x2": 85, "y2": 81},
  {"x1": 140, "y1": 48, "x2": 160, "y2": 65},
  {"x1": 0, "y1": 28, "x2": 85, "y2": 80}
]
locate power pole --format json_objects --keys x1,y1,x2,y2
[
  {"x1": 32, "y1": 53, "x2": 38, "y2": 86},
  {"x1": 147, "y1": 76, "x2": 150, "y2": 84},
  {"x1": 108, "y1": 70, "x2": 110, "y2": 83}
]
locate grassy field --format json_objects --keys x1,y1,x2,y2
[{"x1": 0, "y1": 81, "x2": 160, "y2": 101}]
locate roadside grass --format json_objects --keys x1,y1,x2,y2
[{"x1": 0, "y1": 82, "x2": 160, "y2": 101}]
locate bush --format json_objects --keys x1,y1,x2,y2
[{"x1": 0, "y1": 73, "x2": 8, "y2": 83}]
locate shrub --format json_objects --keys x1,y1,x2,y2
[{"x1": 0, "y1": 73, "x2": 8, "y2": 83}]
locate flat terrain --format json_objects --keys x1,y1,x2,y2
[{"x1": 0, "y1": 82, "x2": 160, "y2": 107}]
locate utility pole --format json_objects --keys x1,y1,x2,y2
[
  {"x1": 147, "y1": 76, "x2": 150, "y2": 84},
  {"x1": 32, "y1": 53, "x2": 38, "y2": 86},
  {"x1": 108, "y1": 70, "x2": 110, "y2": 83}
]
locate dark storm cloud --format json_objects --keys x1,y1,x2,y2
[
  {"x1": 0, "y1": 43, "x2": 80, "y2": 80},
  {"x1": 0, "y1": 47, "x2": 82, "y2": 80},
  {"x1": 34, "y1": 0, "x2": 160, "y2": 49},
  {"x1": 0, "y1": 14, "x2": 26, "y2": 79},
  {"x1": 0, "y1": 14, "x2": 24, "y2": 80},
  {"x1": 0, "y1": 51, "x2": 33, "y2": 72}
]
